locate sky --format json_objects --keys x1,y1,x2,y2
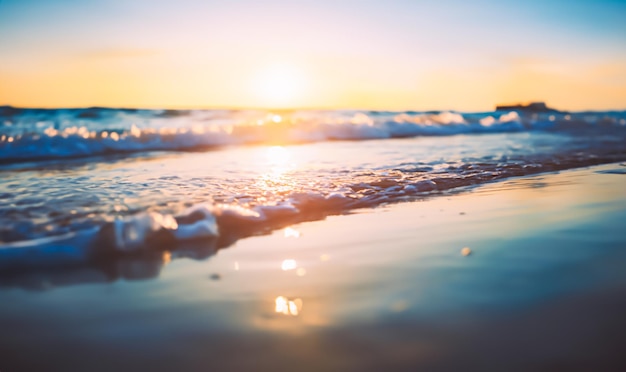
[{"x1": 1, "y1": 0, "x2": 625, "y2": 111}]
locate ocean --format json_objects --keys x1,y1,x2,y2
[
  {"x1": 2, "y1": 106, "x2": 626, "y2": 370},
  {"x1": 1, "y1": 106, "x2": 625, "y2": 266}
]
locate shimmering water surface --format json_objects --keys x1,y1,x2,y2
[{"x1": 0, "y1": 107, "x2": 625, "y2": 262}]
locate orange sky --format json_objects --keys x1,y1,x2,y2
[{"x1": 1, "y1": 0, "x2": 625, "y2": 111}]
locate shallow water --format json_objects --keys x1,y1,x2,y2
[{"x1": 0, "y1": 165, "x2": 625, "y2": 371}]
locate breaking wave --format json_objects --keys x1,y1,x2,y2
[{"x1": 1, "y1": 107, "x2": 625, "y2": 163}]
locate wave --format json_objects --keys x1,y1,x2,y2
[{"x1": 1, "y1": 108, "x2": 625, "y2": 164}]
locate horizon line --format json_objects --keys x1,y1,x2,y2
[{"x1": 2, "y1": 103, "x2": 625, "y2": 113}]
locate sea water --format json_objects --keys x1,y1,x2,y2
[{"x1": 0, "y1": 106, "x2": 625, "y2": 265}]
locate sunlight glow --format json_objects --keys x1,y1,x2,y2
[
  {"x1": 281, "y1": 259, "x2": 297, "y2": 271},
  {"x1": 266, "y1": 146, "x2": 291, "y2": 166},
  {"x1": 253, "y1": 64, "x2": 309, "y2": 107},
  {"x1": 284, "y1": 227, "x2": 301, "y2": 238},
  {"x1": 253, "y1": 145, "x2": 299, "y2": 197},
  {"x1": 162, "y1": 251, "x2": 172, "y2": 265},
  {"x1": 275, "y1": 296, "x2": 303, "y2": 316}
]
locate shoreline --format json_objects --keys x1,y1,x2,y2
[
  {"x1": 0, "y1": 162, "x2": 625, "y2": 370},
  {"x1": 1, "y1": 161, "x2": 625, "y2": 288}
]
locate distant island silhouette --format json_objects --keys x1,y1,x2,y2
[{"x1": 496, "y1": 102, "x2": 561, "y2": 113}]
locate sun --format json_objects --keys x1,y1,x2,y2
[{"x1": 252, "y1": 63, "x2": 309, "y2": 107}]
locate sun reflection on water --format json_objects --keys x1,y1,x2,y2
[
  {"x1": 266, "y1": 145, "x2": 292, "y2": 168},
  {"x1": 281, "y1": 259, "x2": 297, "y2": 271},
  {"x1": 275, "y1": 296, "x2": 303, "y2": 316},
  {"x1": 284, "y1": 227, "x2": 301, "y2": 238},
  {"x1": 254, "y1": 145, "x2": 299, "y2": 197},
  {"x1": 162, "y1": 251, "x2": 172, "y2": 265}
]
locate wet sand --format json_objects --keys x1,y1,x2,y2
[{"x1": 1, "y1": 163, "x2": 626, "y2": 371}]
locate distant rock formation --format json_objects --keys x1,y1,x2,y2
[
  {"x1": 0, "y1": 105, "x2": 23, "y2": 117},
  {"x1": 495, "y1": 102, "x2": 561, "y2": 113}
]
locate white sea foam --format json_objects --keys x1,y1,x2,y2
[
  {"x1": 111, "y1": 205, "x2": 221, "y2": 252},
  {"x1": 2, "y1": 108, "x2": 624, "y2": 163}
]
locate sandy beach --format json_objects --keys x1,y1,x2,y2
[{"x1": 1, "y1": 162, "x2": 625, "y2": 371}]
